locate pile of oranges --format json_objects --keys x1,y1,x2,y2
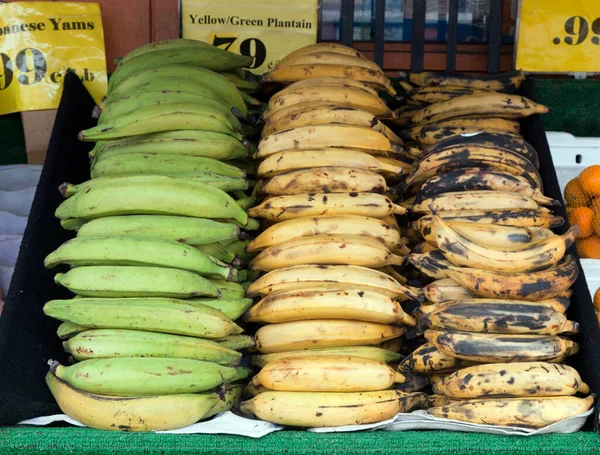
[{"x1": 565, "y1": 165, "x2": 600, "y2": 259}]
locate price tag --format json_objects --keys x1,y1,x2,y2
[
  {"x1": 0, "y1": 2, "x2": 107, "y2": 116},
  {"x1": 516, "y1": 0, "x2": 600, "y2": 73},
  {"x1": 181, "y1": 0, "x2": 319, "y2": 74}
]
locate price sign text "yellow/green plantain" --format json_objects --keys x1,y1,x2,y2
[{"x1": 181, "y1": 0, "x2": 319, "y2": 74}]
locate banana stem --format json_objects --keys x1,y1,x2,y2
[
  {"x1": 226, "y1": 267, "x2": 239, "y2": 283},
  {"x1": 235, "y1": 196, "x2": 256, "y2": 211},
  {"x1": 48, "y1": 359, "x2": 60, "y2": 374},
  {"x1": 563, "y1": 320, "x2": 580, "y2": 335},
  {"x1": 392, "y1": 204, "x2": 407, "y2": 215},
  {"x1": 394, "y1": 371, "x2": 407, "y2": 384},
  {"x1": 58, "y1": 182, "x2": 73, "y2": 198},
  {"x1": 243, "y1": 218, "x2": 261, "y2": 231},
  {"x1": 231, "y1": 107, "x2": 246, "y2": 121},
  {"x1": 387, "y1": 254, "x2": 406, "y2": 266},
  {"x1": 239, "y1": 400, "x2": 253, "y2": 414},
  {"x1": 92, "y1": 105, "x2": 102, "y2": 118},
  {"x1": 228, "y1": 367, "x2": 252, "y2": 383},
  {"x1": 60, "y1": 218, "x2": 86, "y2": 231}
]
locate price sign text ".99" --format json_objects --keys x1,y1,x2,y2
[
  {"x1": 0, "y1": 47, "x2": 46, "y2": 89},
  {"x1": 0, "y1": 47, "x2": 97, "y2": 90},
  {"x1": 516, "y1": 0, "x2": 600, "y2": 73},
  {"x1": 552, "y1": 16, "x2": 600, "y2": 45}
]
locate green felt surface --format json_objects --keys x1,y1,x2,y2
[
  {"x1": 0, "y1": 113, "x2": 27, "y2": 165},
  {"x1": 536, "y1": 79, "x2": 600, "y2": 137},
  {"x1": 1, "y1": 427, "x2": 599, "y2": 455}
]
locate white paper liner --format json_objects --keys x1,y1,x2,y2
[{"x1": 18, "y1": 408, "x2": 593, "y2": 436}]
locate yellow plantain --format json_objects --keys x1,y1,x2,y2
[
  {"x1": 257, "y1": 355, "x2": 406, "y2": 392},
  {"x1": 418, "y1": 300, "x2": 579, "y2": 335},
  {"x1": 423, "y1": 278, "x2": 474, "y2": 303},
  {"x1": 403, "y1": 146, "x2": 542, "y2": 189},
  {"x1": 444, "y1": 255, "x2": 579, "y2": 301},
  {"x1": 407, "y1": 250, "x2": 452, "y2": 279},
  {"x1": 256, "y1": 149, "x2": 404, "y2": 178},
  {"x1": 263, "y1": 105, "x2": 401, "y2": 143},
  {"x1": 280, "y1": 42, "x2": 370, "y2": 60},
  {"x1": 248, "y1": 192, "x2": 406, "y2": 221},
  {"x1": 277, "y1": 52, "x2": 383, "y2": 72},
  {"x1": 410, "y1": 93, "x2": 548, "y2": 125},
  {"x1": 260, "y1": 167, "x2": 388, "y2": 195},
  {"x1": 245, "y1": 264, "x2": 423, "y2": 302},
  {"x1": 246, "y1": 215, "x2": 402, "y2": 252},
  {"x1": 245, "y1": 286, "x2": 416, "y2": 325},
  {"x1": 422, "y1": 221, "x2": 554, "y2": 250},
  {"x1": 262, "y1": 63, "x2": 396, "y2": 95},
  {"x1": 266, "y1": 86, "x2": 393, "y2": 119},
  {"x1": 404, "y1": 85, "x2": 493, "y2": 104},
  {"x1": 435, "y1": 362, "x2": 590, "y2": 398},
  {"x1": 411, "y1": 191, "x2": 542, "y2": 213},
  {"x1": 406, "y1": 70, "x2": 525, "y2": 92},
  {"x1": 255, "y1": 319, "x2": 406, "y2": 353},
  {"x1": 240, "y1": 390, "x2": 427, "y2": 427},
  {"x1": 405, "y1": 125, "x2": 514, "y2": 146},
  {"x1": 399, "y1": 342, "x2": 476, "y2": 374},
  {"x1": 425, "y1": 330, "x2": 579, "y2": 363},
  {"x1": 280, "y1": 77, "x2": 379, "y2": 96},
  {"x1": 431, "y1": 212, "x2": 578, "y2": 272},
  {"x1": 413, "y1": 209, "x2": 564, "y2": 231},
  {"x1": 414, "y1": 169, "x2": 554, "y2": 207},
  {"x1": 248, "y1": 234, "x2": 406, "y2": 271},
  {"x1": 250, "y1": 346, "x2": 401, "y2": 368},
  {"x1": 256, "y1": 125, "x2": 399, "y2": 159},
  {"x1": 428, "y1": 396, "x2": 594, "y2": 429}
]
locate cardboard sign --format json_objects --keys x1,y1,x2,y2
[
  {"x1": 181, "y1": 0, "x2": 320, "y2": 74},
  {"x1": 516, "y1": 0, "x2": 600, "y2": 73},
  {"x1": 0, "y1": 2, "x2": 107, "y2": 115}
]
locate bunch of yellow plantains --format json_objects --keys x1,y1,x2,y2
[
  {"x1": 42, "y1": 39, "x2": 263, "y2": 432},
  {"x1": 262, "y1": 42, "x2": 397, "y2": 96},
  {"x1": 396, "y1": 70, "x2": 593, "y2": 429},
  {"x1": 237, "y1": 43, "x2": 429, "y2": 428},
  {"x1": 394, "y1": 69, "x2": 547, "y2": 145}
]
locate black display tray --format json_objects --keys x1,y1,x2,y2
[{"x1": 0, "y1": 74, "x2": 599, "y2": 434}]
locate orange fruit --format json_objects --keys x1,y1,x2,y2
[
  {"x1": 592, "y1": 213, "x2": 600, "y2": 237},
  {"x1": 564, "y1": 178, "x2": 590, "y2": 207},
  {"x1": 576, "y1": 235, "x2": 600, "y2": 259},
  {"x1": 580, "y1": 165, "x2": 600, "y2": 197},
  {"x1": 590, "y1": 197, "x2": 600, "y2": 214},
  {"x1": 594, "y1": 287, "x2": 600, "y2": 312},
  {"x1": 568, "y1": 206, "x2": 594, "y2": 238}
]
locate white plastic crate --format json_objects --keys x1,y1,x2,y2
[
  {"x1": 581, "y1": 259, "x2": 600, "y2": 302},
  {"x1": 547, "y1": 131, "x2": 600, "y2": 195},
  {"x1": 548, "y1": 132, "x2": 600, "y2": 297}
]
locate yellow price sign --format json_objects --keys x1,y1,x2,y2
[
  {"x1": 516, "y1": 0, "x2": 600, "y2": 73},
  {"x1": 0, "y1": 2, "x2": 107, "y2": 116},
  {"x1": 181, "y1": 0, "x2": 319, "y2": 74}
]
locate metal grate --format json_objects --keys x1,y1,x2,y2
[
  {"x1": 338, "y1": 0, "x2": 504, "y2": 73},
  {"x1": 446, "y1": 0, "x2": 459, "y2": 72},
  {"x1": 339, "y1": 0, "x2": 355, "y2": 47}
]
